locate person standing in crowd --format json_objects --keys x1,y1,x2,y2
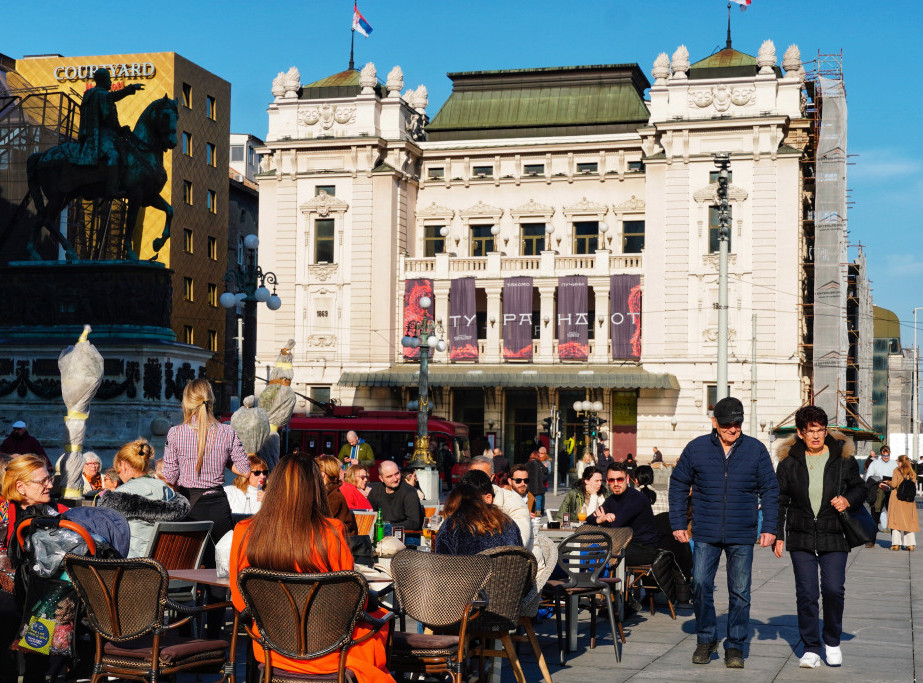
[
  {"x1": 341, "y1": 464, "x2": 373, "y2": 510},
  {"x1": 865, "y1": 446, "x2": 896, "y2": 481},
  {"x1": 338, "y1": 430, "x2": 374, "y2": 467},
  {"x1": 576, "y1": 450, "x2": 595, "y2": 480},
  {"x1": 669, "y1": 396, "x2": 778, "y2": 670},
  {"x1": 97, "y1": 439, "x2": 190, "y2": 557},
  {"x1": 469, "y1": 456, "x2": 533, "y2": 548},
  {"x1": 589, "y1": 462, "x2": 660, "y2": 565},
  {"x1": 492, "y1": 447, "x2": 509, "y2": 475},
  {"x1": 80, "y1": 451, "x2": 103, "y2": 495},
  {"x1": 865, "y1": 446, "x2": 897, "y2": 540},
  {"x1": 434, "y1": 480, "x2": 522, "y2": 555},
  {"x1": 223, "y1": 455, "x2": 269, "y2": 515},
  {"x1": 0, "y1": 421, "x2": 50, "y2": 470},
  {"x1": 862, "y1": 449, "x2": 877, "y2": 477},
  {"x1": 367, "y1": 460, "x2": 423, "y2": 532},
  {"x1": 773, "y1": 405, "x2": 865, "y2": 668},
  {"x1": 526, "y1": 450, "x2": 549, "y2": 514},
  {"x1": 162, "y1": 379, "x2": 249, "y2": 637},
  {"x1": 316, "y1": 455, "x2": 358, "y2": 535},
  {"x1": 887, "y1": 455, "x2": 918, "y2": 551},
  {"x1": 557, "y1": 466, "x2": 608, "y2": 522}
]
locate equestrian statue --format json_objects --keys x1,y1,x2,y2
[{"x1": 25, "y1": 67, "x2": 178, "y2": 261}]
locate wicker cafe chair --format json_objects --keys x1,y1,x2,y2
[
  {"x1": 146, "y1": 520, "x2": 214, "y2": 569},
  {"x1": 353, "y1": 511, "x2": 377, "y2": 538},
  {"x1": 543, "y1": 529, "x2": 620, "y2": 664},
  {"x1": 474, "y1": 546, "x2": 550, "y2": 683},
  {"x1": 63, "y1": 554, "x2": 235, "y2": 683},
  {"x1": 389, "y1": 550, "x2": 492, "y2": 683},
  {"x1": 576, "y1": 524, "x2": 632, "y2": 642},
  {"x1": 236, "y1": 567, "x2": 393, "y2": 683}
]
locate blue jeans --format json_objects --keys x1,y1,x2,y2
[
  {"x1": 789, "y1": 550, "x2": 847, "y2": 654},
  {"x1": 534, "y1": 493, "x2": 545, "y2": 514},
  {"x1": 692, "y1": 541, "x2": 754, "y2": 650}
]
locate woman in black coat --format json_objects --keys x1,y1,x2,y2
[{"x1": 773, "y1": 405, "x2": 865, "y2": 669}]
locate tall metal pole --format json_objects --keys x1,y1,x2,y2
[
  {"x1": 552, "y1": 405, "x2": 560, "y2": 497},
  {"x1": 913, "y1": 307, "x2": 922, "y2": 461},
  {"x1": 715, "y1": 153, "x2": 731, "y2": 400},
  {"x1": 414, "y1": 335, "x2": 430, "y2": 465},
  {"x1": 751, "y1": 314, "x2": 757, "y2": 435}
]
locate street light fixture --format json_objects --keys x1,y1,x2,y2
[
  {"x1": 220, "y1": 233, "x2": 281, "y2": 399},
  {"x1": 573, "y1": 399, "x2": 606, "y2": 461}
]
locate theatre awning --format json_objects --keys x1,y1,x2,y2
[{"x1": 339, "y1": 364, "x2": 678, "y2": 390}]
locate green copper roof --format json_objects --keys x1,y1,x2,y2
[
  {"x1": 299, "y1": 69, "x2": 383, "y2": 99},
  {"x1": 874, "y1": 306, "x2": 901, "y2": 340},
  {"x1": 428, "y1": 64, "x2": 650, "y2": 141},
  {"x1": 691, "y1": 48, "x2": 757, "y2": 69}
]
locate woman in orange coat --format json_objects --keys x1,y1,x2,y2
[{"x1": 230, "y1": 456, "x2": 392, "y2": 683}]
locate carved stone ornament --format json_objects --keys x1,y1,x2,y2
[
  {"x1": 411, "y1": 84, "x2": 428, "y2": 111},
  {"x1": 782, "y1": 45, "x2": 804, "y2": 81},
  {"x1": 460, "y1": 200, "x2": 503, "y2": 220},
  {"x1": 386, "y1": 66, "x2": 403, "y2": 96},
  {"x1": 271, "y1": 72, "x2": 286, "y2": 98},
  {"x1": 307, "y1": 334, "x2": 338, "y2": 348},
  {"x1": 260, "y1": 154, "x2": 274, "y2": 173},
  {"x1": 671, "y1": 45, "x2": 690, "y2": 77},
  {"x1": 757, "y1": 39, "x2": 776, "y2": 74},
  {"x1": 613, "y1": 195, "x2": 646, "y2": 213},
  {"x1": 403, "y1": 87, "x2": 415, "y2": 104},
  {"x1": 693, "y1": 183, "x2": 749, "y2": 204},
  {"x1": 417, "y1": 202, "x2": 455, "y2": 220},
  {"x1": 300, "y1": 191, "x2": 349, "y2": 217},
  {"x1": 359, "y1": 62, "x2": 377, "y2": 91},
  {"x1": 299, "y1": 103, "x2": 356, "y2": 130},
  {"x1": 688, "y1": 84, "x2": 755, "y2": 111},
  {"x1": 283, "y1": 66, "x2": 301, "y2": 98},
  {"x1": 307, "y1": 264, "x2": 339, "y2": 282},
  {"x1": 510, "y1": 199, "x2": 554, "y2": 220},
  {"x1": 703, "y1": 327, "x2": 736, "y2": 342},
  {"x1": 703, "y1": 253, "x2": 738, "y2": 270},
  {"x1": 652, "y1": 52, "x2": 671, "y2": 83},
  {"x1": 562, "y1": 196, "x2": 607, "y2": 218}
]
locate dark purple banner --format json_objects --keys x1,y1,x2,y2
[
  {"x1": 503, "y1": 276, "x2": 533, "y2": 360},
  {"x1": 449, "y1": 278, "x2": 478, "y2": 361},
  {"x1": 557, "y1": 275, "x2": 589, "y2": 360},
  {"x1": 610, "y1": 274, "x2": 642, "y2": 360},
  {"x1": 402, "y1": 278, "x2": 434, "y2": 359}
]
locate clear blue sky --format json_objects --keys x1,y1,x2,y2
[{"x1": 5, "y1": 0, "x2": 922, "y2": 341}]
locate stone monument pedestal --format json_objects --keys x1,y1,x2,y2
[{"x1": 415, "y1": 466, "x2": 441, "y2": 503}]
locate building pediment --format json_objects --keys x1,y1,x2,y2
[
  {"x1": 693, "y1": 183, "x2": 749, "y2": 204},
  {"x1": 562, "y1": 196, "x2": 607, "y2": 219},
  {"x1": 416, "y1": 202, "x2": 455, "y2": 220},
  {"x1": 613, "y1": 195, "x2": 646, "y2": 214},
  {"x1": 510, "y1": 199, "x2": 554, "y2": 220},
  {"x1": 300, "y1": 191, "x2": 349, "y2": 216},
  {"x1": 460, "y1": 200, "x2": 503, "y2": 221}
]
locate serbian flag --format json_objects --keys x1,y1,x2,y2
[
  {"x1": 731, "y1": 0, "x2": 751, "y2": 9},
  {"x1": 352, "y1": 4, "x2": 373, "y2": 36}
]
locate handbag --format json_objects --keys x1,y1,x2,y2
[{"x1": 837, "y1": 460, "x2": 876, "y2": 547}]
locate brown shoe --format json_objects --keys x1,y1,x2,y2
[
  {"x1": 908, "y1": 546, "x2": 915, "y2": 551},
  {"x1": 865, "y1": 542, "x2": 875, "y2": 548},
  {"x1": 891, "y1": 545, "x2": 900, "y2": 551}
]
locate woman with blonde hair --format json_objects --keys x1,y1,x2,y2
[
  {"x1": 224, "y1": 455, "x2": 268, "y2": 515},
  {"x1": 97, "y1": 439, "x2": 189, "y2": 557},
  {"x1": 575, "y1": 449, "x2": 595, "y2": 480},
  {"x1": 887, "y1": 454, "x2": 919, "y2": 551},
  {"x1": 229, "y1": 456, "x2": 392, "y2": 682},
  {"x1": 316, "y1": 455, "x2": 358, "y2": 535},
  {"x1": 341, "y1": 464, "x2": 373, "y2": 510},
  {"x1": 162, "y1": 379, "x2": 249, "y2": 636}
]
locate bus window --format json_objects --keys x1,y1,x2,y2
[{"x1": 455, "y1": 436, "x2": 471, "y2": 463}]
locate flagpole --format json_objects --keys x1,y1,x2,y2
[
  {"x1": 726, "y1": 2, "x2": 732, "y2": 49},
  {"x1": 349, "y1": 27, "x2": 355, "y2": 70}
]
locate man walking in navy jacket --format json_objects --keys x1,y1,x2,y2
[{"x1": 669, "y1": 397, "x2": 779, "y2": 669}]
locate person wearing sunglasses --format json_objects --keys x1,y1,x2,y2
[
  {"x1": 341, "y1": 464, "x2": 373, "y2": 511},
  {"x1": 586, "y1": 462, "x2": 659, "y2": 567},
  {"x1": 668, "y1": 396, "x2": 779, "y2": 670},
  {"x1": 508, "y1": 464, "x2": 536, "y2": 514},
  {"x1": 224, "y1": 454, "x2": 269, "y2": 516}
]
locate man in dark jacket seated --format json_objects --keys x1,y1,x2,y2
[
  {"x1": 668, "y1": 396, "x2": 779, "y2": 670},
  {"x1": 367, "y1": 460, "x2": 423, "y2": 532},
  {"x1": 586, "y1": 462, "x2": 659, "y2": 566}
]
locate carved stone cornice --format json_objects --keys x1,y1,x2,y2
[
  {"x1": 416, "y1": 202, "x2": 455, "y2": 221},
  {"x1": 307, "y1": 264, "x2": 339, "y2": 282},
  {"x1": 687, "y1": 84, "x2": 756, "y2": 112},
  {"x1": 300, "y1": 191, "x2": 349, "y2": 216},
  {"x1": 703, "y1": 253, "x2": 738, "y2": 270},
  {"x1": 510, "y1": 199, "x2": 554, "y2": 221},
  {"x1": 307, "y1": 334, "x2": 338, "y2": 348},
  {"x1": 562, "y1": 196, "x2": 607, "y2": 219},
  {"x1": 693, "y1": 183, "x2": 749, "y2": 204},
  {"x1": 459, "y1": 200, "x2": 503, "y2": 221},
  {"x1": 612, "y1": 195, "x2": 646, "y2": 214}
]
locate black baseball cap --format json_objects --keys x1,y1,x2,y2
[{"x1": 713, "y1": 397, "x2": 744, "y2": 425}]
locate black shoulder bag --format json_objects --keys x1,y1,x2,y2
[{"x1": 837, "y1": 459, "x2": 877, "y2": 547}]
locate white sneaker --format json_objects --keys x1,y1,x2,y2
[
  {"x1": 799, "y1": 652, "x2": 821, "y2": 668},
  {"x1": 825, "y1": 644, "x2": 842, "y2": 666}
]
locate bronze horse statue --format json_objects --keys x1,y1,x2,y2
[{"x1": 25, "y1": 95, "x2": 179, "y2": 261}]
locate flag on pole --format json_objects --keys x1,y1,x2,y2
[
  {"x1": 731, "y1": 0, "x2": 751, "y2": 10},
  {"x1": 352, "y1": 3, "x2": 373, "y2": 36}
]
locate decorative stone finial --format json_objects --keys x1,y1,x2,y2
[
  {"x1": 652, "y1": 53, "x2": 671, "y2": 83},
  {"x1": 782, "y1": 45, "x2": 803, "y2": 77},
  {"x1": 359, "y1": 62, "x2": 377, "y2": 92},
  {"x1": 403, "y1": 87, "x2": 415, "y2": 104},
  {"x1": 411, "y1": 84, "x2": 428, "y2": 111},
  {"x1": 671, "y1": 45, "x2": 690, "y2": 78},
  {"x1": 757, "y1": 40, "x2": 776, "y2": 74},
  {"x1": 386, "y1": 66, "x2": 403, "y2": 96},
  {"x1": 283, "y1": 66, "x2": 300, "y2": 98},
  {"x1": 271, "y1": 72, "x2": 286, "y2": 98}
]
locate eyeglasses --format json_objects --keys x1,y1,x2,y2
[
  {"x1": 357, "y1": 475, "x2": 369, "y2": 480},
  {"x1": 27, "y1": 476, "x2": 53, "y2": 487},
  {"x1": 717, "y1": 421, "x2": 743, "y2": 429},
  {"x1": 607, "y1": 477, "x2": 627, "y2": 483},
  {"x1": 804, "y1": 428, "x2": 827, "y2": 436},
  {"x1": 512, "y1": 477, "x2": 529, "y2": 483},
  {"x1": 84, "y1": 462, "x2": 100, "y2": 467},
  {"x1": 251, "y1": 470, "x2": 268, "y2": 476}
]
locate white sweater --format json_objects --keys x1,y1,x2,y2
[{"x1": 224, "y1": 485, "x2": 262, "y2": 515}]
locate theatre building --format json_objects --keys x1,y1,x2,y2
[{"x1": 254, "y1": 41, "x2": 867, "y2": 464}]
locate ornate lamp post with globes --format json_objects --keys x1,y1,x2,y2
[
  {"x1": 220, "y1": 233, "x2": 281, "y2": 400},
  {"x1": 401, "y1": 294, "x2": 446, "y2": 500},
  {"x1": 573, "y1": 399, "x2": 605, "y2": 462}
]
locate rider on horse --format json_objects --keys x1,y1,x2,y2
[{"x1": 72, "y1": 67, "x2": 144, "y2": 198}]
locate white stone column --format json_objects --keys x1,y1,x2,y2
[
  {"x1": 538, "y1": 282, "x2": 556, "y2": 362},
  {"x1": 485, "y1": 283, "x2": 502, "y2": 362},
  {"x1": 591, "y1": 277, "x2": 610, "y2": 362}
]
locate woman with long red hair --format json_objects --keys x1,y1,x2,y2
[{"x1": 229, "y1": 455, "x2": 392, "y2": 682}]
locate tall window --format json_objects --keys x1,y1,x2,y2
[
  {"x1": 709, "y1": 205, "x2": 732, "y2": 253},
  {"x1": 208, "y1": 329, "x2": 218, "y2": 352},
  {"x1": 424, "y1": 225, "x2": 445, "y2": 257},
  {"x1": 181, "y1": 83, "x2": 192, "y2": 108},
  {"x1": 182, "y1": 132, "x2": 193, "y2": 156},
  {"x1": 183, "y1": 228, "x2": 193, "y2": 253},
  {"x1": 182, "y1": 180, "x2": 193, "y2": 205},
  {"x1": 206, "y1": 142, "x2": 216, "y2": 167},
  {"x1": 207, "y1": 236, "x2": 217, "y2": 260},
  {"x1": 520, "y1": 223, "x2": 545, "y2": 255},
  {"x1": 207, "y1": 283, "x2": 218, "y2": 307},
  {"x1": 573, "y1": 221, "x2": 599, "y2": 254},
  {"x1": 315, "y1": 219, "x2": 335, "y2": 263},
  {"x1": 183, "y1": 326, "x2": 194, "y2": 344},
  {"x1": 206, "y1": 95, "x2": 216, "y2": 120},
  {"x1": 183, "y1": 277, "x2": 194, "y2": 302},
  {"x1": 207, "y1": 189, "x2": 217, "y2": 214},
  {"x1": 623, "y1": 220, "x2": 645, "y2": 253},
  {"x1": 470, "y1": 225, "x2": 494, "y2": 256}
]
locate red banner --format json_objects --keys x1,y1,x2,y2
[
  {"x1": 449, "y1": 278, "x2": 478, "y2": 361},
  {"x1": 503, "y1": 277, "x2": 533, "y2": 360},
  {"x1": 610, "y1": 274, "x2": 642, "y2": 360},
  {"x1": 557, "y1": 275, "x2": 589, "y2": 360},
  {"x1": 402, "y1": 278, "x2": 434, "y2": 359}
]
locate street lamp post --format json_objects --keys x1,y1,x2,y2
[
  {"x1": 913, "y1": 307, "x2": 923, "y2": 461},
  {"x1": 401, "y1": 295, "x2": 446, "y2": 501},
  {"x1": 714, "y1": 152, "x2": 732, "y2": 401},
  {"x1": 573, "y1": 399, "x2": 605, "y2": 463},
  {"x1": 220, "y1": 234, "x2": 281, "y2": 399}
]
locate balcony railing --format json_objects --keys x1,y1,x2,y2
[{"x1": 403, "y1": 252, "x2": 642, "y2": 278}]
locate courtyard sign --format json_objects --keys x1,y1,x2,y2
[{"x1": 54, "y1": 63, "x2": 156, "y2": 81}]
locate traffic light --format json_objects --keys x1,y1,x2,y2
[
  {"x1": 542, "y1": 416, "x2": 553, "y2": 433},
  {"x1": 597, "y1": 417, "x2": 607, "y2": 433},
  {"x1": 587, "y1": 415, "x2": 598, "y2": 438}
]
